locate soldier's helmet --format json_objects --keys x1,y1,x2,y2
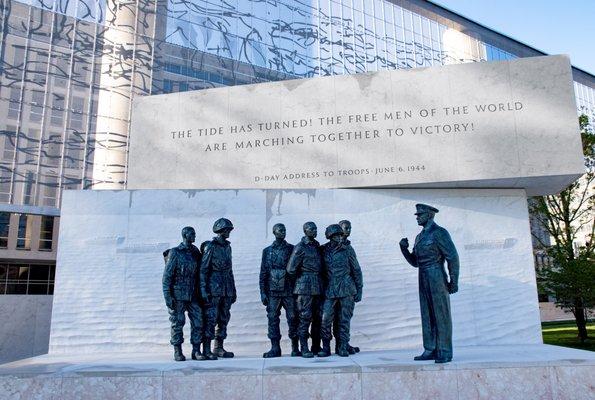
[
  {"x1": 325, "y1": 224, "x2": 343, "y2": 239},
  {"x1": 213, "y1": 218, "x2": 234, "y2": 233}
]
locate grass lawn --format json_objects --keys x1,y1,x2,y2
[{"x1": 542, "y1": 320, "x2": 595, "y2": 351}]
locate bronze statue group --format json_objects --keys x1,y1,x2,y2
[{"x1": 162, "y1": 204, "x2": 459, "y2": 364}]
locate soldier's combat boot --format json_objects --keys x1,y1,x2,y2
[
  {"x1": 173, "y1": 345, "x2": 186, "y2": 362},
  {"x1": 192, "y1": 344, "x2": 206, "y2": 361},
  {"x1": 347, "y1": 343, "x2": 360, "y2": 354},
  {"x1": 300, "y1": 338, "x2": 313, "y2": 358},
  {"x1": 434, "y1": 351, "x2": 452, "y2": 364},
  {"x1": 202, "y1": 339, "x2": 218, "y2": 361},
  {"x1": 318, "y1": 340, "x2": 331, "y2": 357},
  {"x1": 414, "y1": 350, "x2": 435, "y2": 361},
  {"x1": 311, "y1": 339, "x2": 321, "y2": 354},
  {"x1": 334, "y1": 341, "x2": 340, "y2": 355},
  {"x1": 263, "y1": 339, "x2": 281, "y2": 358},
  {"x1": 291, "y1": 338, "x2": 301, "y2": 357},
  {"x1": 213, "y1": 338, "x2": 234, "y2": 358},
  {"x1": 337, "y1": 343, "x2": 349, "y2": 357}
]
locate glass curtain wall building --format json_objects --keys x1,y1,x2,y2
[{"x1": 0, "y1": 0, "x2": 594, "y2": 289}]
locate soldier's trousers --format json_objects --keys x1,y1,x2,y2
[
  {"x1": 321, "y1": 296, "x2": 355, "y2": 345},
  {"x1": 332, "y1": 303, "x2": 342, "y2": 345},
  {"x1": 204, "y1": 296, "x2": 233, "y2": 340},
  {"x1": 168, "y1": 299, "x2": 203, "y2": 346},
  {"x1": 296, "y1": 295, "x2": 321, "y2": 340},
  {"x1": 419, "y1": 266, "x2": 452, "y2": 359},
  {"x1": 266, "y1": 296, "x2": 298, "y2": 340}
]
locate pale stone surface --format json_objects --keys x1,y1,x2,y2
[
  {"x1": 127, "y1": 56, "x2": 583, "y2": 196},
  {"x1": 0, "y1": 295, "x2": 53, "y2": 364},
  {"x1": 1, "y1": 345, "x2": 594, "y2": 400},
  {"x1": 163, "y1": 375, "x2": 262, "y2": 400},
  {"x1": 3, "y1": 345, "x2": 594, "y2": 375},
  {"x1": 0, "y1": 376, "x2": 62, "y2": 400},
  {"x1": 263, "y1": 354, "x2": 359, "y2": 375},
  {"x1": 262, "y1": 373, "x2": 361, "y2": 400},
  {"x1": 457, "y1": 367, "x2": 553, "y2": 400},
  {"x1": 550, "y1": 366, "x2": 595, "y2": 400},
  {"x1": 361, "y1": 370, "x2": 459, "y2": 400},
  {"x1": 60, "y1": 376, "x2": 162, "y2": 400},
  {"x1": 50, "y1": 188, "x2": 541, "y2": 355}
]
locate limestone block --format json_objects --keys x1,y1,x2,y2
[
  {"x1": 128, "y1": 56, "x2": 583, "y2": 195},
  {"x1": 60, "y1": 376, "x2": 162, "y2": 400},
  {"x1": 163, "y1": 375, "x2": 262, "y2": 400},
  {"x1": 550, "y1": 366, "x2": 595, "y2": 400},
  {"x1": 0, "y1": 376, "x2": 62, "y2": 400},
  {"x1": 361, "y1": 370, "x2": 459, "y2": 400},
  {"x1": 457, "y1": 367, "x2": 553, "y2": 400}
]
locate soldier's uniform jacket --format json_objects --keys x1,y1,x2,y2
[
  {"x1": 162, "y1": 242, "x2": 202, "y2": 303},
  {"x1": 259, "y1": 240, "x2": 295, "y2": 297},
  {"x1": 200, "y1": 236, "x2": 236, "y2": 297},
  {"x1": 412, "y1": 221, "x2": 459, "y2": 283},
  {"x1": 321, "y1": 242, "x2": 363, "y2": 298},
  {"x1": 343, "y1": 239, "x2": 361, "y2": 268},
  {"x1": 287, "y1": 236, "x2": 323, "y2": 295}
]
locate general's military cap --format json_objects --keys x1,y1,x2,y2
[{"x1": 414, "y1": 203, "x2": 439, "y2": 215}]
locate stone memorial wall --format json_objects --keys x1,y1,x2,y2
[
  {"x1": 49, "y1": 188, "x2": 542, "y2": 355},
  {"x1": 128, "y1": 55, "x2": 583, "y2": 195}
]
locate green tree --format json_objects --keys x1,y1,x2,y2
[{"x1": 530, "y1": 114, "x2": 595, "y2": 343}]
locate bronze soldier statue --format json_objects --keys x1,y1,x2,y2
[
  {"x1": 259, "y1": 223, "x2": 300, "y2": 358},
  {"x1": 335, "y1": 220, "x2": 361, "y2": 354},
  {"x1": 399, "y1": 204, "x2": 459, "y2": 363},
  {"x1": 200, "y1": 218, "x2": 237, "y2": 359},
  {"x1": 287, "y1": 221, "x2": 323, "y2": 358},
  {"x1": 319, "y1": 224, "x2": 363, "y2": 357},
  {"x1": 162, "y1": 226, "x2": 204, "y2": 361}
]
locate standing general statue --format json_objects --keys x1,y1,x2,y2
[
  {"x1": 259, "y1": 223, "x2": 299, "y2": 358},
  {"x1": 201, "y1": 218, "x2": 236, "y2": 359},
  {"x1": 399, "y1": 204, "x2": 459, "y2": 363},
  {"x1": 162, "y1": 226, "x2": 204, "y2": 361}
]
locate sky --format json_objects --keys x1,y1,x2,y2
[{"x1": 433, "y1": 0, "x2": 595, "y2": 75}]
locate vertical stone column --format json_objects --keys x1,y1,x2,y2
[{"x1": 92, "y1": 0, "x2": 155, "y2": 189}]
